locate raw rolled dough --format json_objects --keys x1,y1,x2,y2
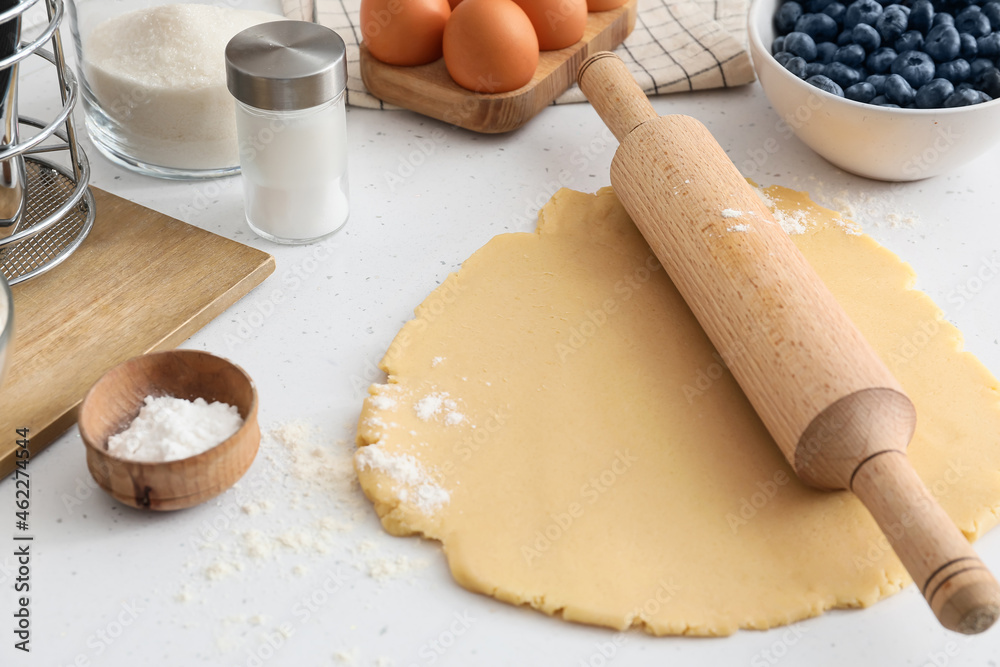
[{"x1": 354, "y1": 187, "x2": 1000, "y2": 636}]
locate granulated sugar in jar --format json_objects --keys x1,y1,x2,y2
[{"x1": 72, "y1": 3, "x2": 283, "y2": 178}]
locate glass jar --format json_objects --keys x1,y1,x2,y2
[
  {"x1": 67, "y1": 0, "x2": 284, "y2": 179},
  {"x1": 226, "y1": 21, "x2": 349, "y2": 244}
]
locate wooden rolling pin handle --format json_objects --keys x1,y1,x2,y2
[
  {"x1": 578, "y1": 52, "x2": 658, "y2": 143},
  {"x1": 852, "y1": 452, "x2": 1000, "y2": 634},
  {"x1": 578, "y1": 51, "x2": 1000, "y2": 634}
]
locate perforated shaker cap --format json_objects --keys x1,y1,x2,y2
[{"x1": 225, "y1": 21, "x2": 347, "y2": 111}]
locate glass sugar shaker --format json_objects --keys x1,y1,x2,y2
[{"x1": 225, "y1": 21, "x2": 349, "y2": 244}]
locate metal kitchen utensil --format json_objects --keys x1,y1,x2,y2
[
  {"x1": 0, "y1": 0, "x2": 25, "y2": 234},
  {"x1": 0, "y1": 0, "x2": 94, "y2": 285}
]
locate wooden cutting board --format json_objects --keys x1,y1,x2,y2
[
  {"x1": 359, "y1": 0, "x2": 637, "y2": 133},
  {"x1": 0, "y1": 188, "x2": 275, "y2": 478}
]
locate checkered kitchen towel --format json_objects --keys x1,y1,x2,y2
[{"x1": 282, "y1": 0, "x2": 755, "y2": 109}]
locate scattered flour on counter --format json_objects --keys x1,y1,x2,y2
[
  {"x1": 269, "y1": 421, "x2": 361, "y2": 511},
  {"x1": 334, "y1": 648, "x2": 360, "y2": 664},
  {"x1": 728, "y1": 223, "x2": 751, "y2": 233},
  {"x1": 205, "y1": 558, "x2": 242, "y2": 581},
  {"x1": 240, "y1": 499, "x2": 272, "y2": 516},
  {"x1": 242, "y1": 530, "x2": 272, "y2": 560},
  {"x1": 432, "y1": 356, "x2": 445, "y2": 366},
  {"x1": 796, "y1": 176, "x2": 920, "y2": 229},
  {"x1": 355, "y1": 441, "x2": 450, "y2": 514},
  {"x1": 757, "y1": 187, "x2": 864, "y2": 235},
  {"x1": 721, "y1": 208, "x2": 743, "y2": 218},
  {"x1": 177, "y1": 418, "x2": 434, "y2": 644},
  {"x1": 444, "y1": 411, "x2": 465, "y2": 425},
  {"x1": 367, "y1": 555, "x2": 426, "y2": 582}
]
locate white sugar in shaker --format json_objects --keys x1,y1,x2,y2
[{"x1": 225, "y1": 21, "x2": 349, "y2": 244}]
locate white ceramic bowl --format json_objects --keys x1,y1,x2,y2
[
  {"x1": 748, "y1": 0, "x2": 1000, "y2": 181},
  {"x1": 0, "y1": 274, "x2": 12, "y2": 390}
]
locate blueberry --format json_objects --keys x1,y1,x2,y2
[
  {"x1": 816, "y1": 41, "x2": 839, "y2": 63},
  {"x1": 866, "y1": 46, "x2": 898, "y2": 72},
  {"x1": 773, "y1": 35, "x2": 787, "y2": 54},
  {"x1": 784, "y1": 31, "x2": 819, "y2": 60},
  {"x1": 853, "y1": 23, "x2": 882, "y2": 51},
  {"x1": 978, "y1": 90, "x2": 994, "y2": 102},
  {"x1": 957, "y1": 81, "x2": 975, "y2": 91},
  {"x1": 825, "y1": 61, "x2": 864, "y2": 86},
  {"x1": 909, "y1": 0, "x2": 934, "y2": 33},
  {"x1": 785, "y1": 56, "x2": 809, "y2": 78},
  {"x1": 795, "y1": 13, "x2": 840, "y2": 40},
  {"x1": 806, "y1": 0, "x2": 835, "y2": 12},
  {"x1": 977, "y1": 33, "x2": 1000, "y2": 58},
  {"x1": 984, "y1": 2, "x2": 1000, "y2": 29},
  {"x1": 944, "y1": 87, "x2": 982, "y2": 105},
  {"x1": 955, "y1": 7, "x2": 991, "y2": 38},
  {"x1": 876, "y1": 7, "x2": 908, "y2": 43},
  {"x1": 960, "y1": 32, "x2": 978, "y2": 59},
  {"x1": 891, "y1": 50, "x2": 936, "y2": 87},
  {"x1": 836, "y1": 43, "x2": 868, "y2": 66},
  {"x1": 884, "y1": 72, "x2": 916, "y2": 104},
  {"x1": 845, "y1": 0, "x2": 882, "y2": 28},
  {"x1": 971, "y1": 57, "x2": 995, "y2": 80},
  {"x1": 845, "y1": 81, "x2": 878, "y2": 101},
  {"x1": 775, "y1": 2, "x2": 804, "y2": 34},
  {"x1": 914, "y1": 78, "x2": 955, "y2": 106},
  {"x1": 924, "y1": 24, "x2": 961, "y2": 62},
  {"x1": 807, "y1": 74, "x2": 846, "y2": 95},
  {"x1": 932, "y1": 13, "x2": 954, "y2": 28},
  {"x1": 866, "y1": 73, "x2": 888, "y2": 92},
  {"x1": 774, "y1": 50, "x2": 795, "y2": 67},
  {"x1": 980, "y1": 67, "x2": 1000, "y2": 97},
  {"x1": 935, "y1": 58, "x2": 972, "y2": 82},
  {"x1": 806, "y1": 61, "x2": 829, "y2": 76},
  {"x1": 838, "y1": 30, "x2": 855, "y2": 45},
  {"x1": 870, "y1": 94, "x2": 896, "y2": 104},
  {"x1": 822, "y1": 1, "x2": 847, "y2": 24},
  {"x1": 895, "y1": 30, "x2": 924, "y2": 53}
]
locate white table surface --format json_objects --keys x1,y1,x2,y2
[{"x1": 4, "y1": 20, "x2": 1000, "y2": 667}]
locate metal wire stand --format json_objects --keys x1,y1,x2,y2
[{"x1": 0, "y1": 0, "x2": 95, "y2": 285}]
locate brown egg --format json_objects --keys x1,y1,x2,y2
[
  {"x1": 443, "y1": 0, "x2": 540, "y2": 93},
  {"x1": 586, "y1": 0, "x2": 628, "y2": 11},
  {"x1": 361, "y1": 0, "x2": 451, "y2": 66},
  {"x1": 514, "y1": 0, "x2": 587, "y2": 50},
  {"x1": 448, "y1": 0, "x2": 464, "y2": 7}
]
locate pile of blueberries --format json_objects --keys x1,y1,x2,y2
[{"x1": 771, "y1": 0, "x2": 1000, "y2": 107}]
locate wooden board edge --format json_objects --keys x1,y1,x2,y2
[
  {"x1": 360, "y1": 0, "x2": 638, "y2": 133},
  {"x1": 0, "y1": 255, "x2": 276, "y2": 479}
]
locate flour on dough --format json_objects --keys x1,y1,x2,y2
[{"x1": 354, "y1": 187, "x2": 1000, "y2": 636}]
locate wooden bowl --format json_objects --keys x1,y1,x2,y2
[{"x1": 78, "y1": 350, "x2": 260, "y2": 511}]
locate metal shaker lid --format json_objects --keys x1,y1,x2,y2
[{"x1": 225, "y1": 21, "x2": 347, "y2": 111}]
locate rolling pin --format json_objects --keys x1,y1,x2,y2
[{"x1": 577, "y1": 51, "x2": 1000, "y2": 634}]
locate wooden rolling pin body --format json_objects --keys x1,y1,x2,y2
[{"x1": 578, "y1": 52, "x2": 1000, "y2": 634}]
